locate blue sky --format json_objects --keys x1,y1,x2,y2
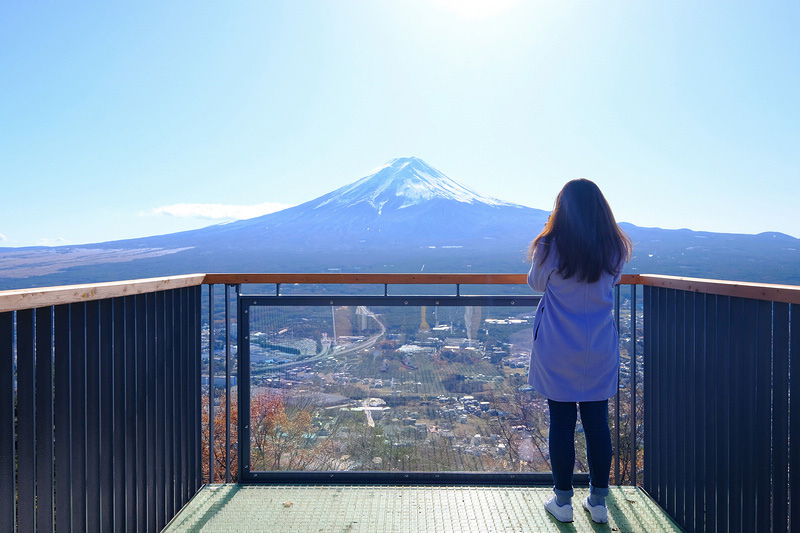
[{"x1": 1, "y1": 1, "x2": 798, "y2": 247}]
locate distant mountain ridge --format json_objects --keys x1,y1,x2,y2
[{"x1": 1, "y1": 157, "x2": 798, "y2": 289}]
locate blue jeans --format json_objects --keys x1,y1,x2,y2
[{"x1": 548, "y1": 399, "x2": 612, "y2": 499}]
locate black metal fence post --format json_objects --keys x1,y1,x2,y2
[
  {"x1": 0, "y1": 312, "x2": 13, "y2": 533},
  {"x1": 642, "y1": 287, "x2": 796, "y2": 533},
  {"x1": 0, "y1": 283, "x2": 204, "y2": 533}
]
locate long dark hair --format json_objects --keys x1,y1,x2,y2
[{"x1": 527, "y1": 179, "x2": 632, "y2": 283}]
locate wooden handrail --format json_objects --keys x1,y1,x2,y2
[
  {"x1": 624, "y1": 274, "x2": 800, "y2": 305},
  {"x1": 1, "y1": 273, "x2": 798, "y2": 313},
  {"x1": 0, "y1": 274, "x2": 206, "y2": 313},
  {"x1": 201, "y1": 273, "x2": 528, "y2": 285},
  {"x1": 201, "y1": 273, "x2": 800, "y2": 304},
  {"x1": 203, "y1": 273, "x2": 646, "y2": 286}
]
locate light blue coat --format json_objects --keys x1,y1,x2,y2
[{"x1": 527, "y1": 242, "x2": 622, "y2": 402}]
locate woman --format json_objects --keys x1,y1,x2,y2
[{"x1": 527, "y1": 179, "x2": 632, "y2": 524}]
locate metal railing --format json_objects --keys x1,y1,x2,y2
[
  {"x1": 198, "y1": 274, "x2": 643, "y2": 489},
  {"x1": 237, "y1": 279, "x2": 545, "y2": 484},
  {"x1": 637, "y1": 275, "x2": 800, "y2": 533},
  {"x1": 202, "y1": 274, "x2": 550, "y2": 485},
  {"x1": 0, "y1": 275, "x2": 204, "y2": 532},
  {"x1": 0, "y1": 272, "x2": 797, "y2": 532}
]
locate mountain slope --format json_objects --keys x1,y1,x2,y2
[
  {"x1": 121, "y1": 157, "x2": 545, "y2": 254},
  {"x1": 1, "y1": 157, "x2": 799, "y2": 288}
]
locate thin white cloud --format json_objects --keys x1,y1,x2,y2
[
  {"x1": 0, "y1": 233, "x2": 6, "y2": 242},
  {"x1": 37, "y1": 237, "x2": 73, "y2": 247},
  {"x1": 142, "y1": 202, "x2": 293, "y2": 220}
]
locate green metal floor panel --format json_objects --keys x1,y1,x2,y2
[{"x1": 164, "y1": 484, "x2": 682, "y2": 532}]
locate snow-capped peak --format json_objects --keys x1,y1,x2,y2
[{"x1": 315, "y1": 157, "x2": 518, "y2": 211}]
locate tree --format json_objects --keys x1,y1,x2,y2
[
  {"x1": 250, "y1": 391, "x2": 318, "y2": 471},
  {"x1": 482, "y1": 391, "x2": 550, "y2": 471},
  {"x1": 608, "y1": 384, "x2": 645, "y2": 484},
  {"x1": 202, "y1": 392, "x2": 238, "y2": 482}
]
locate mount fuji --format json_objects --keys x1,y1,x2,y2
[
  {"x1": 1, "y1": 156, "x2": 799, "y2": 288},
  {"x1": 313, "y1": 157, "x2": 515, "y2": 211},
  {"x1": 200, "y1": 156, "x2": 540, "y2": 252}
]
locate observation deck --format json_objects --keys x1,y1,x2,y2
[{"x1": 1, "y1": 272, "x2": 797, "y2": 532}]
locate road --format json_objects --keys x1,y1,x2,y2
[{"x1": 261, "y1": 305, "x2": 387, "y2": 371}]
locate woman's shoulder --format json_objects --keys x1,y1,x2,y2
[
  {"x1": 535, "y1": 237, "x2": 557, "y2": 257},
  {"x1": 528, "y1": 239, "x2": 560, "y2": 292},
  {"x1": 534, "y1": 240, "x2": 560, "y2": 270}
]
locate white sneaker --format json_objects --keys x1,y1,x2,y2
[
  {"x1": 545, "y1": 495, "x2": 573, "y2": 522},
  {"x1": 582, "y1": 497, "x2": 608, "y2": 524}
]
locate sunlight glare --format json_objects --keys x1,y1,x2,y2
[{"x1": 431, "y1": 0, "x2": 523, "y2": 20}]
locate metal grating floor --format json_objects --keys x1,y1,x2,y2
[{"x1": 164, "y1": 484, "x2": 682, "y2": 532}]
